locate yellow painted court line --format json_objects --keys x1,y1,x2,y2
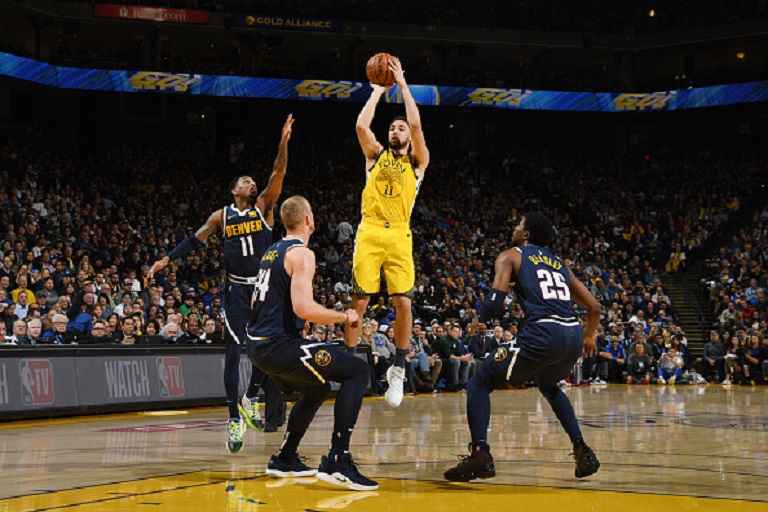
[{"x1": 2, "y1": 472, "x2": 766, "y2": 512}]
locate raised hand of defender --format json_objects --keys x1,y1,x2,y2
[
  {"x1": 281, "y1": 114, "x2": 294, "y2": 144},
  {"x1": 388, "y1": 57, "x2": 406, "y2": 86}
]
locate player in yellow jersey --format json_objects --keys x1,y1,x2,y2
[{"x1": 347, "y1": 58, "x2": 430, "y2": 407}]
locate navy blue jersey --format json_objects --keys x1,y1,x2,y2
[
  {"x1": 222, "y1": 204, "x2": 272, "y2": 277},
  {"x1": 248, "y1": 238, "x2": 305, "y2": 339},
  {"x1": 513, "y1": 245, "x2": 577, "y2": 322}
]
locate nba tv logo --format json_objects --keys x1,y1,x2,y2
[
  {"x1": 157, "y1": 358, "x2": 185, "y2": 397},
  {"x1": 19, "y1": 360, "x2": 54, "y2": 406}
]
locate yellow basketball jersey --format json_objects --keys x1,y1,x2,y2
[{"x1": 361, "y1": 149, "x2": 421, "y2": 223}]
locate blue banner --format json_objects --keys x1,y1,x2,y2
[
  {"x1": 233, "y1": 13, "x2": 341, "y2": 32},
  {"x1": 1, "y1": 52, "x2": 767, "y2": 112}
]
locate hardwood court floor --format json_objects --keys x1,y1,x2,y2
[{"x1": 1, "y1": 385, "x2": 767, "y2": 511}]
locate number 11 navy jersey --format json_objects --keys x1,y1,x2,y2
[
  {"x1": 513, "y1": 245, "x2": 577, "y2": 323},
  {"x1": 222, "y1": 204, "x2": 272, "y2": 277}
]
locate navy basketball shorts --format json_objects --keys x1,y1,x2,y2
[
  {"x1": 247, "y1": 338, "x2": 365, "y2": 394},
  {"x1": 222, "y1": 281, "x2": 255, "y2": 345},
  {"x1": 474, "y1": 321, "x2": 584, "y2": 389}
]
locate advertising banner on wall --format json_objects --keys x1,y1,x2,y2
[
  {"x1": 94, "y1": 4, "x2": 210, "y2": 24},
  {"x1": 1, "y1": 52, "x2": 767, "y2": 112}
]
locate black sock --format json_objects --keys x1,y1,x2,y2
[
  {"x1": 573, "y1": 436, "x2": 587, "y2": 450},
  {"x1": 278, "y1": 430, "x2": 305, "y2": 460},
  {"x1": 245, "y1": 368, "x2": 262, "y2": 399},
  {"x1": 472, "y1": 440, "x2": 489, "y2": 451},
  {"x1": 328, "y1": 424, "x2": 353, "y2": 462},
  {"x1": 394, "y1": 348, "x2": 407, "y2": 368},
  {"x1": 227, "y1": 399, "x2": 239, "y2": 419}
]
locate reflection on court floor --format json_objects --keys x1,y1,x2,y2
[{"x1": 1, "y1": 386, "x2": 767, "y2": 511}]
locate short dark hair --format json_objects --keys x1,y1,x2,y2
[
  {"x1": 522, "y1": 212, "x2": 555, "y2": 247},
  {"x1": 390, "y1": 115, "x2": 409, "y2": 127},
  {"x1": 228, "y1": 175, "x2": 250, "y2": 194}
]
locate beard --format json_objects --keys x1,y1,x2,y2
[{"x1": 389, "y1": 138, "x2": 408, "y2": 151}]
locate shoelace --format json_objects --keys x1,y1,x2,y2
[{"x1": 229, "y1": 421, "x2": 242, "y2": 437}]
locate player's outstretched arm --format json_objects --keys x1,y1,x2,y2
[
  {"x1": 258, "y1": 114, "x2": 294, "y2": 226},
  {"x1": 567, "y1": 266, "x2": 601, "y2": 357},
  {"x1": 287, "y1": 247, "x2": 358, "y2": 327},
  {"x1": 390, "y1": 58, "x2": 429, "y2": 173},
  {"x1": 356, "y1": 87, "x2": 386, "y2": 162},
  {"x1": 149, "y1": 209, "x2": 222, "y2": 277},
  {"x1": 478, "y1": 249, "x2": 518, "y2": 323}
]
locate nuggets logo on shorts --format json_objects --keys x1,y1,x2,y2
[
  {"x1": 494, "y1": 347, "x2": 508, "y2": 362},
  {"x1": 314, "y1": 350, "x2": 332, "y2": 367},
  {"x1": 375, "y1": 167, "x2": 403, "y2": 198}
]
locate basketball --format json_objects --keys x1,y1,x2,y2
[{"x1": 366, "y1": 53, "x2": 395, "y2": 86}]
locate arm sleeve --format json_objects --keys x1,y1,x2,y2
[{"x1": 168, "y1": 235, "x2": 203, "y2": 261}]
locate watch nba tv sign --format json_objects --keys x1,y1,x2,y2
[
  {"x1": 157, "y1": 357, "x2": 185, "y2": 398},
  {"x1": 94, "y1": 4, "x2": 210, "y2": 24}
]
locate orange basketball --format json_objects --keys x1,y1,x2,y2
[{"x1": 366, "y1": 53, "x2": 395, "y2": 86}]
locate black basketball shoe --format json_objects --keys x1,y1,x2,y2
[
  {"x1": 444, "y1": 443, "x2": 496, "y2": 482},
  {"x1": 573, "y1": 444, "x2": 600, "y2": 478}
]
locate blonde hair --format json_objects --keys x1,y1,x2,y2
[{"x1": 280, "y1": 196, "x2": 310, "y2": 230}]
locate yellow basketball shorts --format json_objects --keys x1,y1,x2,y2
[{"x1": 352, "y1": 220, "x2": 414, "y2": 296}]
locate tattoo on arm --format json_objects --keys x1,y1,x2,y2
[
  {"x1": 195, "y1": 220, "x2": 216, "y2": 241},
  {"x1": 274, "y1": 143, "x2": 288, "y2": 173}
]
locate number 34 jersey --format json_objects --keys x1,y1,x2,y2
[
  {"x1": 513, "y1": 245, "x2": 577, "y2": 323},
  {"x1": 222, "y1": 204, "x2": 273, "y2": 278},
  {"x1": 248, "y1": 238, "x2": 305, "y2": 340}
]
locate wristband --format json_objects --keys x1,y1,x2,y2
[{"x1": 479, "y1": 288, "x2": 506, "y2": 323}]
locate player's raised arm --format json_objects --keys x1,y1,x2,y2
[
  {"x1": 478, "y1": 249, "x2": 519, "y2": 323},
  {"x1": 567, "y1": 265, "x2": 601, "y2": 357},
  {"x1": 286, "y1": 246, "x2": 359, "y2": 328},
  {"x1": 356, "y1": 87, "x2": 386, "y2": 162},
  {"x1": 390, "y1": 58, "x2": 429, "y2": 174},
  {"x1": 257, "y1": 114, "x2": 294, "y2": 226},
  {"x1": 149, "y1": 209, "x2": 222, "y2": 277}
]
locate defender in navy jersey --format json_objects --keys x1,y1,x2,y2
[
  {"x1": 246, "y1": 196, "x2": 377, "y2": 491},
  {"x1": 150, "y1": 115, "x2": 294, "y2": 453},
  {"x1": 445, "y1": 213, "x2": 601, "y2": 482}
]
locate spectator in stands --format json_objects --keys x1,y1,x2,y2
[
  {"x1": 743, "y1": 336, "x2": 761, "y2": 385},
  {"x1": 42, "y1": 313, "x2": 69, "y2": 344},
  {"x1": 161, "y1": 322, "x2": 179, "y2": 344},
  {"x1": 702, "y1": 331, "x2": 726, "y2": 382},
  {"x1": 408, "y1": 321, "x2": 435, "y2": 391},
  {"x1": 469, "y1": 322, "x2": 497, "y2": 360},
  {"x1": 200, "y1": 318, "x2": 219, "y2": 343},
  {"x1": 116, "y1": 316, "x2": 137, "y2": 344},
  {"x1": 657, "y1": 347, "x2": 684, "y2": 384},
  {"x1": 68, "y1": 291, "x2": 94, "y2": 334},
  {"x1": 91, "y1": 320, "x2": 111, "y2": 343},
  {"x1": 144, "y1": 319, "x2": 161, "y2": 337},
  {"x1": 26, "y1": 318, "x2": 43, "y2": 345},
  {"x1": 600, "y1": 336, "x2": 626, "y2": 383},
  {"x1": 6, "y1": 319, "x2": 29, "y2": 345},
  {"x1": 626, "y1": 343, "x2": 653, "y2": 384},
  {"x1": 178, "y1": 315, "x2": 203, "y2": 343},
  {"x1": 723, "y1": 336, "x2": 744, "y2": 385},
  {"x1": 669, "y1": 336, "x2": 689, "y2": 370},
  {"x1": 13, "y1": 290, "x2": 29, "y2": 320},
  {"x1": 435, "y1": 323, "x2": 475, "y2": 391}
]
